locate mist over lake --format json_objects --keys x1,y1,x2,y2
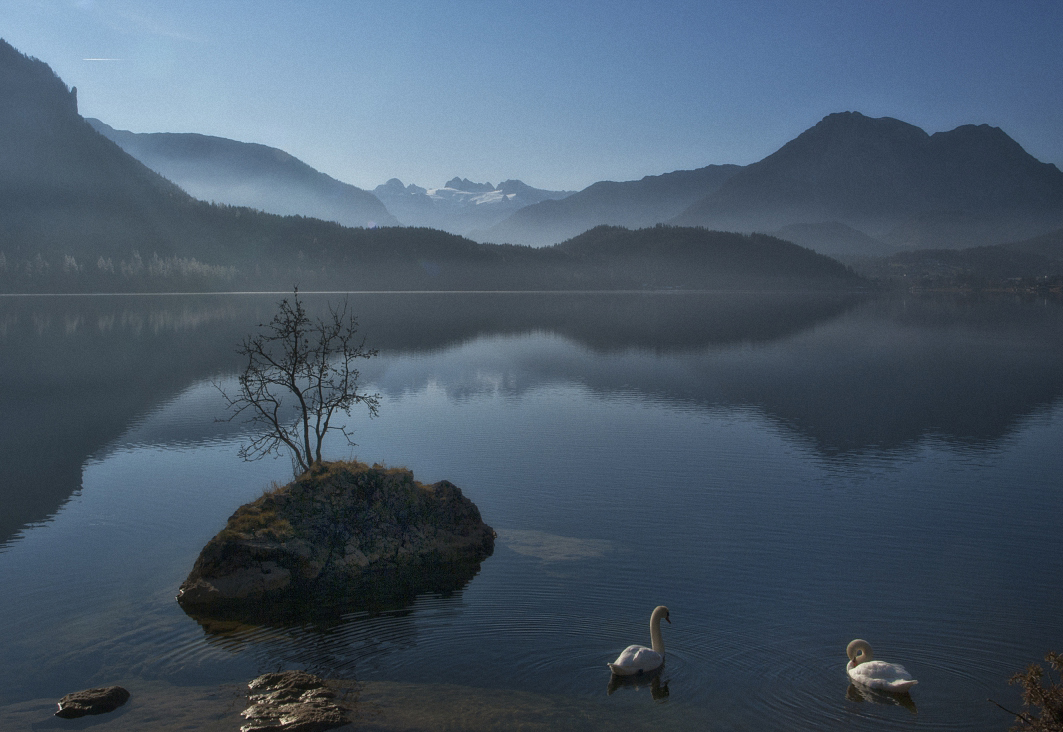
[{"x1": 1, "y1": 291, "x2": 1061, "y2": 731}]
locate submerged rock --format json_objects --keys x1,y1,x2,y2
[
  {"x1": 242, "y1": 671, "x2": 350, "y2": 732},
  {"x1": 177, "y1": 461, "x2": 494, "y2": 617},
  {"x1": 55, "y1": 685, "x2": 130, "y2": 718}
]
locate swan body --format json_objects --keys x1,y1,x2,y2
[
  {"x1": 846, "y1": 639, "x2": 918, "y2": 692},
  {"x1": 608, "y1": 606, "x2": 670, "y2": 676}
]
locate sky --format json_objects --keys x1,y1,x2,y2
[{"x1": 2, "y1": 0, "x2": 1062, "y2": 192}]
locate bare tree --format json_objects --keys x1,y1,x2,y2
[{"x1": 219, "y1": 289, "x2": 380, "y2": 474}]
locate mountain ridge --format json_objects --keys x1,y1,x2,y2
[
  {"x1": 86, "y1": 119, "x2": 399, "y2": 228},
  {"x1": 477, "y1": 164, "x2": 742, "y2": 247},
  {"x1": 673, "y1": 111, "x2": 1063, "y2": 249},
  {"x1": 372, "y1": 176, "x2": 574, "y2": 234}
]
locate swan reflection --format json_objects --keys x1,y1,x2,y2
[
  {"x1": 607, "y1": 671, "x2": 670, "y2": 702},
  {"x1": 846, "y1": 682, "x2": 918, "y2": 714}
]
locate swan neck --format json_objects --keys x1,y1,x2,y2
[
  {"x1": 650, "y1": 612, "x2": 665, "y2": 655},
  {"x1": 847, "y1": 639, "x2": 874, "y2": 666}
]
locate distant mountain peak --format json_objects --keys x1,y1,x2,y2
[
  {"x1": 672, "y1": 110, "x2": 1063, "y2": 249},
  {"x1": 444, "y1": 177, "x2": 495, "y2": 193},
  {"x1": 793, "y1": 111, "x2": 930, "y2": 151},
  {"x1": 374, "y1": 179, "x2": 426, "y2": 196},
  {"x1": 929, "y1": 122, "x2": 1027, "y2": 155},
  {"x1": 495, "y1": 179, "x2": 536, "y2": 195}
]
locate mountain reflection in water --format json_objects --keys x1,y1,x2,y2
[{"x1": 2, "y1": 292, "x2": 1061, "y2": 545}]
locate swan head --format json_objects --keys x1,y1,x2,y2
[
  {"x1": 847, "y1": 639, "x2": 874, "y2": 667},
  {"x1": 652, "y1": 606, "x2": 671, "y2": 625}
]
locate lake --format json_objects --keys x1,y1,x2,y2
[{"x1": 1, "y1": 291, "x2": 1061, "y2": 731}]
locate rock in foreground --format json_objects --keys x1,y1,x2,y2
[
  {"x1": 177, "y1": 461, "x2": 494, "y2": 616},
  {"x1": 55, "y1": 685, "x2": 130, "y2": 718},
  {"x1": 242, "y1": 671, "x2": 350, "y2": 732}
]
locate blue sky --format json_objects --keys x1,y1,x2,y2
[{"x1": 3, "y1": 0, "x2": 1061, "y2": 191}]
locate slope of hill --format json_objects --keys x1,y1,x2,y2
[
  {"x1": 774, "y1": 221, "x2": 896, "y2": 259},
  {"x1": 477, "y1": 164, "x2": 742, "y2": 247},
  {"x1": 1002, "y1": 226, "x2": 1063, "y2": 260},
  {"x1": 373, "y1": 176, "x2": 574, "y2": 234},
  {"x1": 673, "y1": 112, "x2": 1063, "y2": 250},
  {"x1": 87, "y1": 119, "x2": 398, "y2": 228},
  {"x1": 853, "y1": 226, "x2": 1063, "y2": 288},
  {"x1": 553, "y1": 225, "x2": 864, "y2": 290}
]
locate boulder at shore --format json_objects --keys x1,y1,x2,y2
[
  {"x1": 177, "y1": 461, "x2": 494, "y2": 617},
  {"x1": 55, "y1": 686, "x2": 130, "y2": 718},
  {"x1": 242, "y1": 671, "x2": 351, "y2": 732}
]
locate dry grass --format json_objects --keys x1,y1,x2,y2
[
  {"x1": 1002, "y1": 652, "x2": 1063, "y2": 731},
  {"x1": 218, "y1": 497, "x2": 292, "y2": 541}
]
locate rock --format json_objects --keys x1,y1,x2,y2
[
  {"x1": 241, "y1": 671, "x2": 351, "y2": 732},
  {"x1": 54, "y1": 685, "x2": 130, "y2": 718},
  {"x1": 177, "y1": 461, "x2": 494, "y2": 618}
]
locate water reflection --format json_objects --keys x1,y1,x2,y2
[
  {"x1": 188, "y1": 606, "x2": 426, "y2": 680},
  {"x1": 179, "y1": 561, "x2": 484, "y2": 631},
  {"x1": 608, "y1": 671, "x2": 671, "y2": 702},
  {"x1": 1, "y1": 292, "x2": 1061, "y2": 731},
  {"x1": 846, "y1": 682, "x2": 918, "y2": 714},
  {"x1": 3, "y1": 292, "x2": 1062, "y2": 547}
]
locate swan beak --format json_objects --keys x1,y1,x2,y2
[{"x1": 666, "y1": 616, "x2": 671, "y2": 624}]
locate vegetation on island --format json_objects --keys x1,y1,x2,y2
[{"x1": 177, "y1": 459, "x2": 495, "y2": 619}]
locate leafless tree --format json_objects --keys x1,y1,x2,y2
[{"x1": 219, "y1": 289, "x2": 379, "y2": 474}]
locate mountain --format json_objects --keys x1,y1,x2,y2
[
  {"x1": 0, "y1": 38, "x2": 865, "y2": 295},
  {"x1": 372, "y1": 176, "x2": 574, "y2": 234},
  {"x1": 0, "y1": 41, "x2": 223, "y2": 265},
  {"x1": 673, "y1": 112, "x2": 1063, "y2": 251},
  {"x1": 86, "y1": 119, "x2": 398, "y2": 228},
  {"x1": 0, "y1": 38, "x2": 503, "y2": 291},
  {"x1": 0, "y1": 38, "x2": 445, "y2": 289},
  {"x1": 477, "y1": 164, "x2": 742, "y2": 247}
]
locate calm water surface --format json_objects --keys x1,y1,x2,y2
[{"x1": 1, "y1": 292, "x2": 1061, "y2": 730}]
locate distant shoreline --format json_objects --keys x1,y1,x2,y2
[{"x1": 0, "y1": 287, "x2": 872, "y2": 298}]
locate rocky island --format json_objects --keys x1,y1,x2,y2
[{"x1": 177, "y1": 461, "x2": 495, "y2": 619}]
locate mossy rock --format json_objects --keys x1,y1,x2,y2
[{"x1": 177, "y1": 461, "x2": 494, "y2": 620}]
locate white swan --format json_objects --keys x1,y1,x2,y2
[
  {"x1": 846, "y1": 639, "x2": 918, "y2": 692},
  {"x1": 608, "y1": 606, "x2": 670, "y2": 676}
]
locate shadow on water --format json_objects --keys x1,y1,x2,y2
[
  {"x1": 846, "y1": 682, "x2": 918, "y2": 715},
  {"x1": 179, "y1": 559, "x2": 485, "y2": 633},
  {"x1": 3, "y1": 291, "x2": 1063, "y2": 546},
  {"x1": 608, "y1": 670, "x2": 671, "y2": 702}
]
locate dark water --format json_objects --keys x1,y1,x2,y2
[{"x1": 1, "y1": 292, "x2": 1061, "y2": 730}]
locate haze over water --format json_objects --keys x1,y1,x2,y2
[{"x1": 1, "y1": 292, "x2": 1061, "y2": 730}]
